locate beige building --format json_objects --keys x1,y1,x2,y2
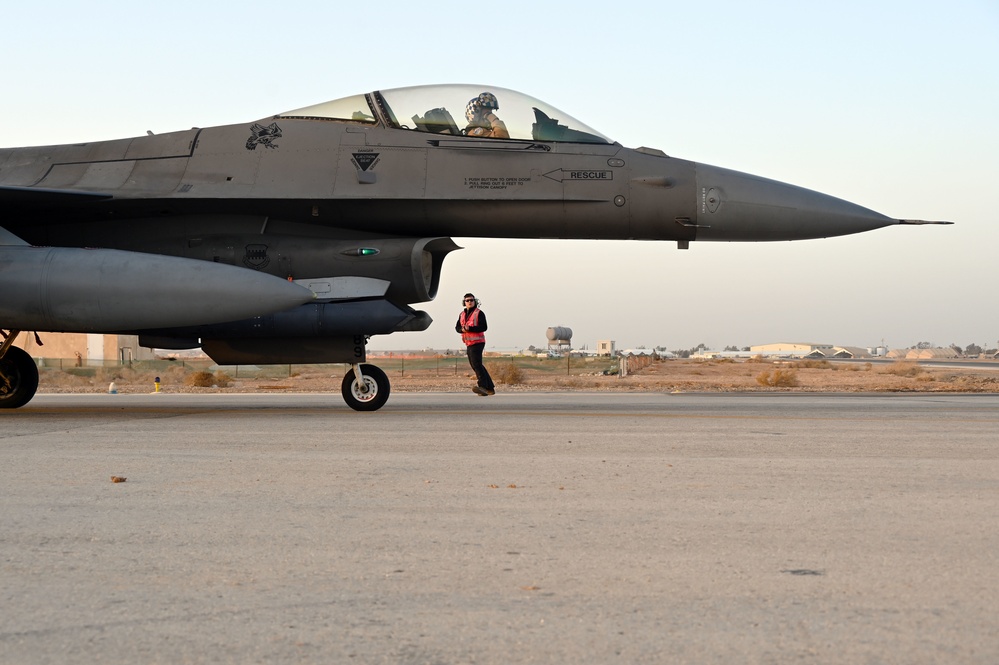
[
  {"x1": 824, "y1": 346, "x2": 872, "y2": 359},
  {"x1": 885, "y1": 347, "x2": 960, "y2": 360},
  {"x1": 596, "y1": 340, "x2": 616, "y2": 356},
  {"x1": 747, "y1": 342, "x2": 872, "y2": 359},
  {"x1": 904, "y1": 347, "x2": 959, "y2": 360},
  {"x1": 750, "y1": 342, "x2": 835, "y2": 355},
  {"x1": 14, "y1": 333, "x2": 158, "y2": 366}
]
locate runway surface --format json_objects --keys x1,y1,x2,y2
[{"x1": 2, "y1": 392, "x2": 997, "y2": 664}]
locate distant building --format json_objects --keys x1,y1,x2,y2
[
  {"x1": 15, "y1": 333, "x2": 158, "y2": 366},
  {"x1": 828, "y1": 346, "x2": 872, "y2": 359},
  {"x1": 804, "y1": 346, "x2": 872, "y2": 359},
  {"x1": 886, "y1": 347, "x2": 960, "y2": 360},
  {"x1": 747, "y1": 343, "x2": 873, "y2": 359},
  {"x1": 619, "y1": 348, "x2": 657, "y2": 357},
  {"x1": 908, "y1": 347, "x2": 959, "y2": 360},
  {"x1": 750, "y1": 342, "x2": 835, "y2": 356},
  {"x1": 597, "y1": 340, "x2": 616, "y2": 356}
]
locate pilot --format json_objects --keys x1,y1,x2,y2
[
  {"x1": 463, "y1": 92, "x2": 509, "y2": 139},
  {"x1": 456, "y1": 293, "x2": 495, "y2": 396}
]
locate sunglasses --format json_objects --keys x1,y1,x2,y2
[{"x1": 463, "y1": 298, "x2": 475, "y2": 302}]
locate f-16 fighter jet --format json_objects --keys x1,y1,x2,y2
[{"x1": 0, "y1": 84, "x2": 949, "y2": 410}]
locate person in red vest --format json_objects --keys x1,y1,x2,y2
[{"x1": 456, "y1": 293, "x2": 495, "y2": 396}]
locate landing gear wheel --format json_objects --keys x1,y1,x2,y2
[
  {"x1": 0, "y1": 346, "x2": 39, "y2": 409},
  {"x1": 341, "y1": 364, "x2": 390, "y2": 411}
]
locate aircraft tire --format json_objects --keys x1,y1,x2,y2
[
  {"x1": 0, "y1": 346, "x2": 40, "y2": 409},
  {"x1": 341, "y1": 364, "x2": 390, "y2": 411}
]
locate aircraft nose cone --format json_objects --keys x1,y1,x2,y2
[{"x1": 694, "y1": 164, "x2": 895, "y2": 241}]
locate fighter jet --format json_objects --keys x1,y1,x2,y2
[{"x1": 0, "y1": 84, "x2": 949, "y2": 410}]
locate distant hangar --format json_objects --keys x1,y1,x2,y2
[{"x1": 749, "y1": 343, "x2": 873, "y2": 359}]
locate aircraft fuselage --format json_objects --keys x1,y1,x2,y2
[{"x1": 0, "y1": 84, "x2": 947, "y2": 410}]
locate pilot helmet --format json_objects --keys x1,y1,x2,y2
[
  {"x1": 477, "y1": 92, "x2": 499, "y2": 111},
  {"x1": 465, "y1": 92, "x2": 500, "y2": 124}
]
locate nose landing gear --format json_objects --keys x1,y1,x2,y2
[{"x1": 341, "y1": 363, "x2": 390, "y2": 411}]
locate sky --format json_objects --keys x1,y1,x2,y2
[{"x1": 3, "y1": 1, "x2": 997, "y2": 353}]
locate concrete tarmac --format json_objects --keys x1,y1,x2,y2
[{"x1": 2, "y1": 392, "x2": 997, "y2": 664}]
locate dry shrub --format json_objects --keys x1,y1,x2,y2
[
  {"x1": 880, "y1": 361, "x2": 923, "y2": 378},
  {"x1": 184, "y1": 370, "x2": 232, "y2": 388},
  {"x1": 796, "y1": 359, "x2": 832, "y2": 370},
  {"x1": 47, "y1": 369, "x2": 94, "y2": 388},
  {"x1": 756, "y1": 368, "x2": 799, "y2": 387},
  {"x1": 97, "y1": 366, "x2": 126, "y2": 382},
  {"x1": 490, "y1": 362, "x2": 525, "y2": 385},
  {"x1": 555, "y1": 377, "x2": 601, "y2": 389},
  {"x1": 167, "y1": 366, "x2": 187, "y2": 379},
  {"x1": 214, "y1": 371, "x2": 233, "y2": 388},
  {"x1": 955, "y1": 376, "x2": 999, "y2": 391}
]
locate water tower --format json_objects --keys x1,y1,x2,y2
[{"x1": 546, "y1": 326, "x2": 572, "y2": 356}]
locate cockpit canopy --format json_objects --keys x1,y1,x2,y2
[{"x1": 278, "y1": 84, "x2": 613, "y2": 145}]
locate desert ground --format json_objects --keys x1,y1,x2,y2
[{"x1": 35, "y1": 355, "x2": 999, "y2": 396}]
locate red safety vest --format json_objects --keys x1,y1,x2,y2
[{"x1": 459, "y1": 308, "x2": 486, "y2": 346}]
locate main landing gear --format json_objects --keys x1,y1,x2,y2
[
  {"x1": 0, "y1": 330, "x2": 39, "y2": 409},
  {"x1": 341, "y1": 363, "x2": 390, "y2": 411}
]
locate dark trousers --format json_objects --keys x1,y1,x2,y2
[{"x1": 466, "y1": 343, "x2": 494, "y2": 390}]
